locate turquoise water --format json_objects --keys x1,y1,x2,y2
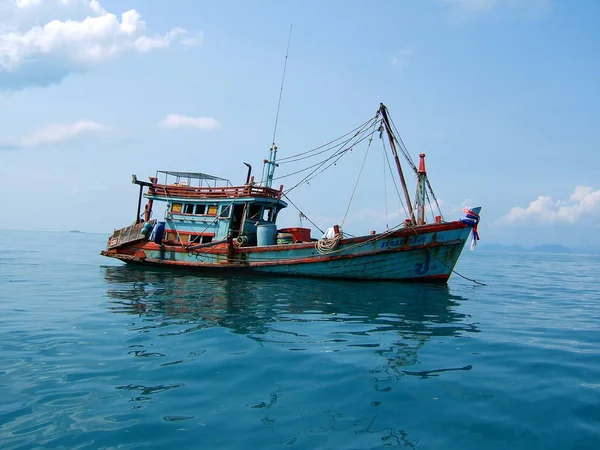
[{"x1": 1, "y1": 230, "x2": 599, "y2": 449}]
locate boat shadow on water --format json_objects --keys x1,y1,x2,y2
[
  {"x1": 102, "y1": 265, "x2": 480, "y2": 447},
  {"x1": 103, "y1": 264, "x2": 479, "y2": 377}
]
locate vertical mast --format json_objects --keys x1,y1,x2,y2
[
  {"x1": 265, "y1": 26, "x2": 292, "y2": 188},
  {"x1": 416, "y1": 153, "x2": 427, "y2": 225},
  {"x1": 265, "y1": 145, "x2": 278, "y2": 188},
  {"x1": 379, "y1": 103, "x2": 416, "y2": 224}
]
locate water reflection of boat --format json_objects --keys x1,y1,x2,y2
[
  {"x1": 104, "y1": 265, "x2": 478, "y2": 376},
  {"x1": 103, "y1": 265, "x2": 480, "y2": 447}
]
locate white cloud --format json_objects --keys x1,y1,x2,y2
[
  {"x1": 16, "y1": 0, "x2": 44, "y2": 7},
  {"x1": 159, "y1": 114, "x2": 222, "y2": 131},
  {"x1": 2, "y1": 120, "x2": 110, "y2": 149},
  {"x1": 181, "y1": 32, "x2": 203, "y2": 47},
  {"x1": 496, "y1": 186, "x2": 600, "y2": 226},
  {"x1": 0, "y1": 0, "x2": 200, "y2": 89},
  {"x1": 391, "y1": 45, "x2": 414, "y2": 71}
]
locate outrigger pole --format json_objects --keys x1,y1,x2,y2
[
  {"x1": 132, "y1": 175, "x2": 151, "y2": 223},
  {"x1": 379, "y1": 103, "x2": 416, "y2": 224}
]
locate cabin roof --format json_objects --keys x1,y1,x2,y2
[{"x1": 157, "y1": 170, "x2": 229, "y2": 182}]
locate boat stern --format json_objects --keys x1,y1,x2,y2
[{"x1": 101, "y1": 220, "x2": 157, "y2": 261}]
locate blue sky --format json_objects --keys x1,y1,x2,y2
[{"x1": 1, "y1": 0, "x2": 599, "y2": 247}]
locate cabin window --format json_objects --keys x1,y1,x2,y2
[
  {"x1": 184, "y1": 204, "x2": 194, "y2": 214},
  {"x1": 165, "y1": 232, "x2": 214, "y2": 244},
  {"x1": 262, "y1": 207, "x2": 274, "y2": 222},
  {"x1": 248, "y1": 204, "x2": 262, "y2": 220},
  {"x1": 207, "y1": 205, "x2": 218, "y2": 215},
  {"x1": 195, "y1": 204, "x2": 206, "y2": 215},
  {"x1": 171, "y1": 203, "x2": 182, "y2": 213},
  {"x1": 220, "y1": 205, "x2": 231, "y2": 218}
]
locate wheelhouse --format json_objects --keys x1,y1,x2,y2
[{"x1": 138, "y1": 170, "x2": 287, "y2": 246}]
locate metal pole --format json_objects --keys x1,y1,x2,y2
[
  {"x1": 136, "y1": 184, "x2": 143, "y2": 224},
  {"x1": 379, "y1": 104, "x2": 416, "y2": 224}
]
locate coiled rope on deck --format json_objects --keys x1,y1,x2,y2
[{"x1": 315, "y1": 234, "x2": 342, "y2": 254}]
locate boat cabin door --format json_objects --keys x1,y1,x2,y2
[{"x1": 230, "y1": 204, "x2": 245, "y2": 238}]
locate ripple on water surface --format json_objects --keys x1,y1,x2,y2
[{"x1": 1, "y1": 233, "x2": 600, "y2": 449}]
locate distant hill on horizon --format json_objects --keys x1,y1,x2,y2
[{"x1": 479, "y1": 243, "x2": 575, "y2": 254}]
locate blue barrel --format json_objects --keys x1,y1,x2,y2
[
  {"x1": 152, "y1": 221, "x2": 166, "y2": 244},
  {"x1": 256, "y1": 224, "x2": 277, "y2": 246}
]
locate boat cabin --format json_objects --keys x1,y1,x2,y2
[{"x1": 139, "y1": 170, "x2": 289, "y2": 246}]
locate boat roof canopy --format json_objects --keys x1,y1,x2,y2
[{"x1": 157, "y1": 170, "x2": 229, "y2": 182}]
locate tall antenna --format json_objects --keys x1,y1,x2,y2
[
  {"x1": 271, "y1": 25, "x2": 293, "y2": 147},
  {"x1": 264, "y1": 25, "x2": 293, "y2": 188}
]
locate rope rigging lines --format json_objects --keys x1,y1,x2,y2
[
  {"x1": 273, "y1": 113, "x2": 380, "y2": 191},
  {"x1": 258, "y1": 105, "x2": 444, "y2": 246},
  {"x1": 277, "y1": 115, "x2": 380, "y2": 163}
]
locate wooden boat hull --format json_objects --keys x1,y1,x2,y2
[{"x1": 101, "y1": 220, "x2": 474, "y2": 282}]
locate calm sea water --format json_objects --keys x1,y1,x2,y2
[{"x1": 1, "y1": 230, "x2": 599, "y2": 449}]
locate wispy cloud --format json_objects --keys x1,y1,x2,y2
[
  {"x1": 0, "y1": 120, "x2": 110, "y2": 150},
  {"x1": 0, "y1": 0, "x2": 201, "y2": 90},
  {"x1": 181, "y1": 32, "x2": 204, "y2": 47},
  {"x1": 391, "y1": 45, "x2": 414, "y2": 72},
  {"x1": 439, "y1": 0, "x2": 551, "y2": 17},
  {"x1": 159, "y1": 114, "x2": 222, "y2": 131},
  {"x1": 496, "y1": 186, "x2": 600, "y2": 225}
]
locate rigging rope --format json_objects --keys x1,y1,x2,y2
[
  {"x1": 425, "y1": 189, "x2": 436, "y2": 223},
  {"x1": 277, "y1": 114, "x2": 379, "y2": 163},
  {"x1": 383, "y1": 136, "x2": 389, "y2": 229},
  {"x1": 425, "y1": 176, "x2": 444, "y2": 220},
  {"x1": 388, "y1": 114, "x2": 417, "y2": 173},
  {"x1": 270, "y1": 25, "x2": 292, "y2": 149},
  {"x1": 281, "y1": 193, "x2": 325, "y2": 234},
  {"x1": 269, "y1": 106, "x2": 483, "y2": 285},
  {"x1": 274, "y1": 148, "x2": 353, "y2": 181},
  {"x1": 381, "y1": 137, "x2": 410, "y2": 221},
  {"x1": 341, "y1": 120, "x2": 378, "y2": 227},
  {"x1": 274, "y1": 116, "x2": 379, "y2": 183},
  {"x1": 279, "y1": 124, "x2": 378, "y2": 195}
]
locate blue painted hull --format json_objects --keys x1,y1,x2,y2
[{"x1": 102, "y1": 221, "x2": 475, "y2": 282}]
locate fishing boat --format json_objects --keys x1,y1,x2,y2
[{"x1": 101, "y1": 104, "x2": 481, "y2": 282}]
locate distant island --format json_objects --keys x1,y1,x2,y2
[
  {"x1": 531, "y1": 244, "x2": 572, "y2": 253},
  {"x1": 480, "y1": 243, "x2": 572, "y2": 253},
  {"x1": 69, "y1": 230, "x2": 84, "y2": 233}
]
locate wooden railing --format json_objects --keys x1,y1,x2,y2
[{"x1": 147, "y1": 184, "x2": 283, "y2": 200}]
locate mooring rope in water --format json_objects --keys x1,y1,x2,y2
[
  {"x1": 450, "y1": 267, "x2": 487, "y2": 286},
  {"x1": 406, "y1": 227, "x2": 487, "y2": 286}
]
